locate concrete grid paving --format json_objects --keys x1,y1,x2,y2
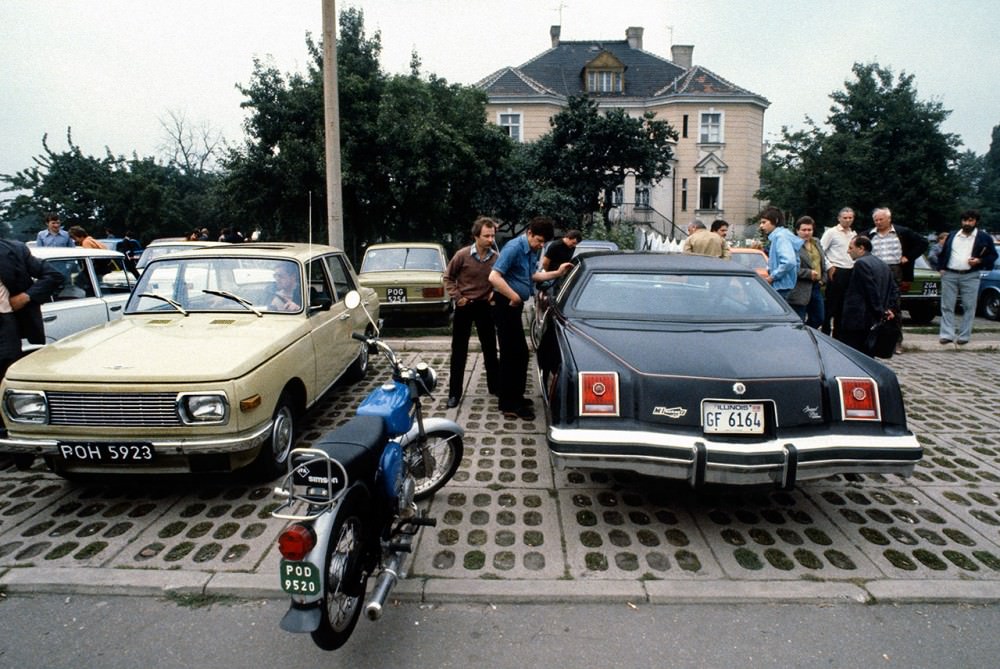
[{"x1": 3, "y1": 342, "x2": 1000, "y2": 603}]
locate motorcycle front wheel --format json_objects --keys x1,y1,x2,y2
[
  {"x1": 412, "y1": 429, "x2": 464, "y2": 501},
  {"x1": 311, "y1": 501, "x2": 367, "y2": 651}
]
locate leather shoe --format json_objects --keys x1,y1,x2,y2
[
  {"x1": 503, "y1": 405, "x2": 535, "y2": 421},
  {"x1": 957, "y1": 340, "x2": 969, "y2": 346},
  {"x1": 446, "y1": 396, "x2": 460, "y2": 408},
  {"x1": 939, "y1": 338, "x2": 953, "y2": 345}
]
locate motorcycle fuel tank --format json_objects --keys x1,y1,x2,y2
[{"x1": 357, "y1": 380, "x2": 412, "y2": 435}]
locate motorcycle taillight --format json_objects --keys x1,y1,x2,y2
[{"x1": 278, "y1": 524, "x2": 316, "y2": 561}]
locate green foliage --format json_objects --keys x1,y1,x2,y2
[
  {"x1": 584, "y1": 217, "x2": 635, "y2": 250},
  {"x1": 758, "y1": 62, "x2": 962, "y2": 232}
]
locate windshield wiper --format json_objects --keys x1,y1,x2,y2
[
  {"x1": 137, "y1": 292, "x2": 188, "y2": 316},
  {"x1": 202, "y1": 289, "x2": 263, "y2": 317}
]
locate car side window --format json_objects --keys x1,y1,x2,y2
[
  {"x1": 324, "y1": 255, "x2": 357, "y2": 301},
  {"x1": 47, "y1": 259, "x2": 95, "y2": 301},
  {"x1": 308, "y1": 259, "x2": 334, "y2": 307}
]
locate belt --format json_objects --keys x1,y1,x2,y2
[{"x1": 945, "y1": 268, "x2": 975, "y2": 274}]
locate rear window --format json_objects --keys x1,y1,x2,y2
[
  {"x1": 571, "y1": 272, "x2": 788, "y2": 320},
  {"x1": 361, "y1": 247, "x2": 443, "y2": 272}
]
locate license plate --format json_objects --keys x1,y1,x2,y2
[
  {"x1": 922, "y1": 283, "x2": 938, "y2": 296},
  {"x1": 386, "y1": 287, "x2": 407, "y2": 303},
  {"x1": 57, "y1": 442, "x2": 155, "y2": 462},
  {"x1": 280, "y1": 560, "x2": 321, "y2": 595},
  {"x1": 702, "y1": 401, "x2": 764, "y2": 434}
]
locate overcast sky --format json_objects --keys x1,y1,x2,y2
[{"x1": 2, "y1": 0, "x2": 998, "y2": 182}]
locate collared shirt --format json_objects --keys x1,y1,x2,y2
[
  {"x1": 870, "y1": 227, "x2": 903, "y2": 265},
  {"x1": 946, "y1": 230, "x2": 976, "y2": 271},
  {"x1": 493, "y1": 234, "x2": 538, "y2": 301},
  {"x1": 0, "y1": 279, "x2": 11, "y2": 314},
  {"x1": 444, "y1": 244, "x2": 497, "y2": 302},
  {"x1": 820, "y1": 225, "x2": 856, "y2": 269},
  {"x1": 36, "y1": 229, "x2": 74, "y2": 248}
]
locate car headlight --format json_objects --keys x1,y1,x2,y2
[
  {"x1": 178, "y1": 393, "x2": 229, "y2": 424},
  {"x1": 3, "y1": 390, "x2": 49, "y2": 424}
]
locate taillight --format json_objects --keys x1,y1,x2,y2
[
  {"x1": 579, "y1": 372, "x2": 620, "y2": 416},
  {"x1": 278, "y1": 524, "x2": 316, "y2": 561},
  {"x1": 837, "y1": 377, "x2": 881, "y2": 421},
  {"x1": 422, "y1": 286, "x2": 444, "y2": 298}
]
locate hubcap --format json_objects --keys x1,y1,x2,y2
[{"x1": 271, "y1": 406, "x2": 293, "y2": 466}]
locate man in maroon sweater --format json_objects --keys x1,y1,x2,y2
[{"x1": 443, "y1": 216, "x2": 501, "y2": 407}]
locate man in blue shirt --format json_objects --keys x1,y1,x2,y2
[
  {"x1": 758, "y1": 206, "x2": 802, "y2": 301},
  {"x1": 35, "y1": 213, "x2": 75, "y2": 248},
  {"x1": 489, "y1": 216, "x2": 573, "y2": 420}
]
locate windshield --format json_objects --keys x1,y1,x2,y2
[
  {"x1": 361, "y1": 247, "x2": 443, "y2": 272},
  {"x1": 571, "y1": 272, "x2": 789, "y2": 320},
  {"x1": 127, "y1": 257, "x2": 303, "y2": 314}
]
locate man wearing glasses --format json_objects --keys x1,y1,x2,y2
[{"x1": 35, "y1": 213, "x2": 75, "y2": 248}]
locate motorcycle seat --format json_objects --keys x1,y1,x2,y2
[{"x1": 309, "y1": 415, "x2": 389, "y2": 484}]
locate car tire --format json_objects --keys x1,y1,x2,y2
[
  {"x1": 343, "y1": 338, "x2": 369, "y2": 384},
  {"x1": 251, "y1": 390, "x2": 296, "y2": 481},
  {"x1": 906, "y1": 305, "x2": 936, "y2": 324},
  {"x1": 982, "y1": 291, "x2": 1000, "y2": 321}
]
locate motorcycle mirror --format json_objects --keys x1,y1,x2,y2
[{"x1": 344, "y1": 290, "x2": 362, "y2": 309}]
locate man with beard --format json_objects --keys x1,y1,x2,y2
[{"x1": 935, "y1": 209, "x2": 998, "y2": 345}]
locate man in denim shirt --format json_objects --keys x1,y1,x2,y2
[
  {"x1": 758, "y1": 206, "x2": 802, "y2": 302},
  {"x1": 489, "y1": 216, "x2": 572, "y2": 420}
]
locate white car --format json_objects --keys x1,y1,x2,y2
[{"x1": 27, "y1": 246, "x2": 135, "y2": 350}]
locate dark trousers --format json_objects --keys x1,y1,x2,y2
[
  {"x1": 824, "y1": 266, "x2": 852, "y2": 338},
  {"x1": 448, "y1": 300, "x2": 499, "y2": 398},
  {"x1": 491, "y1": 295, "x2": 528, "y2": 411}
]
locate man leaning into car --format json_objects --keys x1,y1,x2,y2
[
  {"x1": 935, "y1": 209, "x2": 998, "y2": 345},
  {"x1": 0, "y1": 238, "x2": 64, "y2": 381},
  {"x1": 489, "y1": 216, "x2": 572, "y2": 420}
]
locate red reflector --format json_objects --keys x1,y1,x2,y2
[
  {"x1": 278, "y1": 524, "x2": 316, "y2": 561},
  {"x1": 579, "y1": 372, "x2": 619, "y2": 416},
  {"x1": 422, "y1": 286, "x2": 445, "y2": 298},
  {"x1": 837, "y1": 377, "x2": 881, "y2": 421}
]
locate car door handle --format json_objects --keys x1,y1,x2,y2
[
  {"x1": 110, "y1": 305, "x2": 122, "y2": 312},
  {"x1": 43, "y1": 315, "x2": 57, "y2": 322},
  {"x1": 338, "y1": 313, "x2": 351, "y2": 321}
]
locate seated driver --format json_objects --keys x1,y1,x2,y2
[{"x1": 269, "y1": 264, "x2": 302, "y2": 311}]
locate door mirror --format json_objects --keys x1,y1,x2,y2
[{"x1": 344, "y1": 290, "x2": 362, "y2": 310}]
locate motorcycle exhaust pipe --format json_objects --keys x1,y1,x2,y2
[{"x1": 365, "y1": 552, "x2": 405, "y2": 621}]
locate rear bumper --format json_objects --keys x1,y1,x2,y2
[
  {"x1": 547, "y1": 426, "x2": 922, "y2": 488},
  {"x1": 378, "y1": 299, "x2": 451, "y2": 317}
]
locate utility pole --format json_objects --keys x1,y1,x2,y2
[{"x1": 322, "y1": 0, "x2": 344, "y2": 248}]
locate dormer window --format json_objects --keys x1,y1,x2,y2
[{"x1": 584, "y1": 51, "x2": 625, "y2": 94}]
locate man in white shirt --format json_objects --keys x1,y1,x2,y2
[
  {"x1": 820, "y1": 207, "x2": 857, "y2": 339},
  {"x1": 935, "y1": 209, "x2": 998, "y2": 345}
]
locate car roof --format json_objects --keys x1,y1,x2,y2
[
  {"x1": 144, "y1": 242, "x2": 345, "y2": 262},
  {"x1": 364, "y1": 242, "x2": 445, "y2": 252},
  {"x1": 29, "y1": 246, "x2": 127, "y2": 260},
  {"x1": 144, "y1": 240, "x2": 228, "y2": 249},
  {"x1": 577, "y1": 251, "x2": 758, "y2": 275},
  {"x1": 730, "y1": 247, "x2": 765, "y2": 254}
]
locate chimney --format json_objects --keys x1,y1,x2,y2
[
  {"x1": 671, "y1": 44, "x2": 694, "y2": 69},
  {"x1": 550, "y1": 25, "x2": 561, "y2": 48},
  {"x1": 626, "y1": 26, "x2": 643, "y2": 50}
]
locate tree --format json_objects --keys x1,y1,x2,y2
[
  {"x1": 758, "y1": 62, "x2": 962, "y2": 231},
  {"x1": 976, "y1": 125, "x2": 1000, "y2": 226}
]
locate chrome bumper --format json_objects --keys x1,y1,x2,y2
[{"x1": 547, "y1": 426, "x2": 922, "y2": 488}]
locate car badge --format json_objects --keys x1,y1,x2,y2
[
  {"x1": 653, "y1": 406, "x2": 687, "y2": 419},
  {"x1": 802, "y1": 405, "x2": 822, "y2": 420},
  {"x1": 732, "y1": 382, "x2": 747, "y2": 395}
]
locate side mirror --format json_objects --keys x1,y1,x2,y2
[{"x1": 345, "y1": 290, "x2": 362, "y2": 309}]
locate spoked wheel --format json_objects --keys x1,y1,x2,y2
[
  {"x1": 411, "y1": 430, "x2": 463, "y2": 501},
  {"x1": 311, "y1": 503, "x2": 367, "y2": 651}
]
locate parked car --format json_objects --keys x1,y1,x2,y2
[
  {"x1": 903, "y1": 255, "x2": 941, "y2": 324},
  {"x1": 26, "y1": 246, "x2": 135, "y2": 351},
  {"x1": 532, "y1": 252, "x2": 921, "y2": 488},
  {"x1": 977, "y1": 244, "x2": 1000, "y2": 320},
  {"x1": 134, "y1": 239, "x2": 228, "y2": 274},
  {"x1": 573, "y1": 239, "x2": 620, "y2": 257},
  {"x1": 357, "y1": 242, "x2": 450, "y2": 323},
  {"x1": 1, "y1": 243, "x2": 378, "y2": 479},
  {"x1": 729, "y1": 247, "x2": 770, "y2": 280}
]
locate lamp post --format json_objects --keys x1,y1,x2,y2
[{"x1": 322, "y1": 0, "x2": 344, "y2": 248}]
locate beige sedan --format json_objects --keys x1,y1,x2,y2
[{"x1": 0, "y1": 243, "x2": 378, "y2": 480}]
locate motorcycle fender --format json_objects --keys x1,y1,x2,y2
[
  {"x1": 280, "y1": 602, "x2": 322, "y2": 633},
  {"x1": 397, "y1": 418, "x2": 464, "y2": 446}
]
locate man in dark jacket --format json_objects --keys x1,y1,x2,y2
[
  {"x1": 935, "y1": 209, "x2": 999, "y2": 345},
  {"x1": 840, "y1": 236, "x2": 898, "y2": 356},
  {"x1": 0, "y1": 239, "x2": 64, "y2": 380},
  {"x1": 867, "y1": 207, "x2": 927, "y2": 352}
]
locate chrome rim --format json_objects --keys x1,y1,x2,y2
[
  {"x1": 271, "y1": 404, "x2": 294, "y2": 467},
  {"x1": 412, "y1": 434, "x2": 456, "y2": 496}
]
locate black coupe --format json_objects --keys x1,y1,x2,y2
[{"x1": 532, "y1": 252, "x2": 922, "y2": 488}]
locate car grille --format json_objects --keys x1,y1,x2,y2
[{"x1": 47, "y1": 392, "x2": 181, "y2": 427}]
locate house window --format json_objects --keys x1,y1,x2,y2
[
  {"x1": 587, "y1": 70, "x2": 622, "y2": 93},
  {"x1": 699, "y1": 177, "x2": 720, "y2": 210},
  {"x1": 682, "y1": 115, "x2": 689, "y2": 139},
  {"x1": 499, "y1": 113, "x2": 521, "y2": 141},
  {"x1": 681, "y1": 178, "x2": 688, "y2": 212},
  {"x1": 612, "y1": 185, "x2": 624, "y2": 206},
  {"x1": 636, "y1": 182, "x2": 651, "y2": 209},
  {"x1": 699, "y1": 112, "x2": 722, "y2": 144}
]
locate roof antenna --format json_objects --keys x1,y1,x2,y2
[{"x1": 553, "y1": 1, "x2": 567, "y2": 25}]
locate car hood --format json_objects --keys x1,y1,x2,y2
[
  {"x1": 358, "y1": 270, "x2": 442, "y2": 285},
  {"x1": 7, "y1": 315, "x2": 306, "y2": 384},
  {"x1": 568, "y1": 318, "x2": 823, "y2": 379}
]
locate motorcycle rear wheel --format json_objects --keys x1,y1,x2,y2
[
  {"x1": 311, "y1": 501, "x2": 367, "y2": 651},
  {"x1": 412, "y1": 429, "x2": 464, "y2": 501}
]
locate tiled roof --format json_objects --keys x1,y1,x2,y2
[{"x1": 477, "y1": 38, "x2": 766, "y2": 104}]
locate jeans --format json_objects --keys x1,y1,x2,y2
[{"x1": 939, "y1": 270, "x2": 981, "y2": 342}]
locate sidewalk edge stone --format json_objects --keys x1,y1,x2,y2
[{"x1": 0, "y1": 566, "x2": 210, "y2": 596}]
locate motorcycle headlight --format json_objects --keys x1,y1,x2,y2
[
  {"x1": 3, "y1": 390, "x2": 49, "y2": 424},
  {"x1": 415, "y1": 362, "x2": 437, "y2": 395},
  {"x1": 178, "y1": 392, "x2": 229, "y2": 424}
]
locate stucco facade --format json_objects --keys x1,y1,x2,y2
[{"x1": 477, "y1": 26, "x2": 769, "y2": 241}]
